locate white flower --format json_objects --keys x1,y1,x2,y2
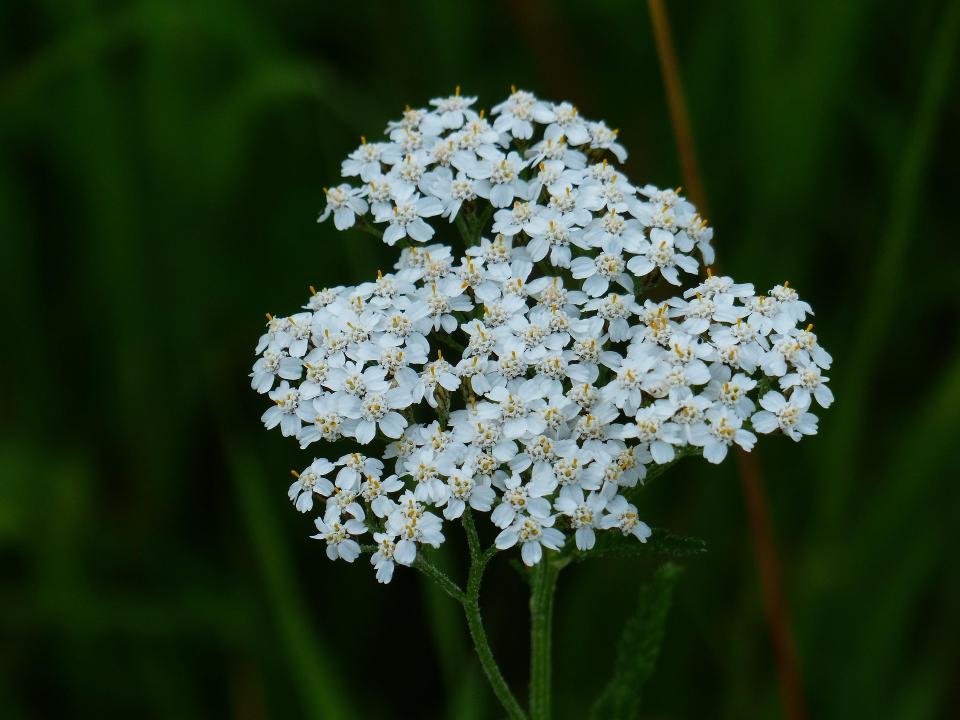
[
  {"x1": 340, "y1": 387, "x2": 411, "y2": 443},
  {"x1": 601, "y1": 355, "x2": 655, "y2": 415},
  {"x1": 387, "y1": 492, "x2": 445, "y2": 565},
  {"x1": 422, "y1": 167, "x2": 478, "y2": 220},
  {"x1": 442, "y1": 466, "x2": 496, "y2": 520},
  {"x1": 526, "y1": 125, "x2": 587, "y2": 169},
  {"x1": 324, "y1": 361, "x2": 388, "y2": 399},
  {"x1": 334, "y1": 452, "x2": 384, "y2": 493},
  {"x1": 262, "y1": 381, "x2": 311, "y2": 437},
  {"x1": 554, "y1": 487, "x2": 608, "y2": 550},
  {"x1": 588, "y1": 121, "x2": 627, "y2": 162},
  {"x1": 491, "y1": 473, "x2": 552, "y2": 529},
  {"x1": 691, "y1": 407, "x2": 756, "y2": 464},
  {"x1": 311, "y1": 508, "x2": 366, "y2": 562},
  {"x1": 599, "y1": 495, "x2": 651, "y2": 542},
  {"x1": 626, "y1": 228, "x2": 699, "y2": 285},
  {"x1": 374, "y1": 184, "x2": 444, "y2": 245},
  {"x1": 679, "y1": 214, "x2": 715, "y2": 265},
  {"x1": 582, "y1": 208, "x2": 645, "y2": 249},
  {"x1": 493, "y1": 200, "x2": 544, "y2": 237},
  {"x1": 751, "y1": 391, "x2": 819, "y2": 441},
  {"x1": 297, "y1": 394, "x2": 352, "y2": 447},
  {"x1": 495, "y1": 514, "x2": 565, "y2": 566},
  {"x1": 541, "y1": 101, "x2": 591, "y2": 145},
  {"x1": 288, "y1": 458, "x2": 335, "y2": 513},
  {"x1": 704, "y1": 368, "x2": 757, "y2": 419},
  {"x1": 414, "y1": 355, "x2": 461, "y2": 408},
  {"x1": 634, "y1": 406, "x2": 682, "y2": 464},
  {"x1": 341, "y1": 140, "x2": 399, "y2": 181},
  {"x1": 412, "y1": 282, "x2": 473, "y2": 333},
  {"x1": 570, "y1": 250, "x2": 633, "y2": 297},
  {"x1": 471, "y1": 149, "x2": 527, "y2": 208},
  {"x1": 491, "y1": 88, "x2": 552, "y2": 140},
  {"x1": 598, "y1": 443, "x2": 650, "y2": 490},
  {"x1": 319, "y1": 184, "x2": 369, "y2": 230},
  {"x1": 361, "y1": 473, "x2": 404, "y2": 518},
  {"x1": 525, "y1": 211, "x2": 579, "y2": 268},
  {"x1": 429, "y1": 87, "x2": 478, "y2": 129},
  {"x1": 253, "y1": 88, "x2": 834, "y2": 584},
  {"x1": 780, "y1": 364, "x2": 834, "y2": 408},
  {"x1": 769, "y1": 282, "x2": 813, "y2": 326},
  {"x1": 585, "y1": 292, "x2": 641, "y2": 342},
  {"x1": 251, "y1": 346, "x2": 302, "y2": 394},
  {"x1": 486, "y1": 379, "x2": 549, "y2": 439},
  {"x1": 370, "y1": 532, "x2": 398, "y2": 583}
]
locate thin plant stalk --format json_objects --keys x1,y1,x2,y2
[
  {"x1": 461, "y1": 511, "x2": 528, "y2": 720},
  {"x1": 529, "y1": 558, "x2": 561, "y2": 720},
  {"x1": 646, "y1": 2, "x2": 808, "y2": 719}
]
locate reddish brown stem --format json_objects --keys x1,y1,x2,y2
[
  {"x1": 647, "y1": 0, "x2": 707, "y2": 211},
  {"x1": 646, "y1": 2, "x2": 808, "y2": 719},
  {"x1": 736, "y1": 451, "x2": 809, "y2": 720}
]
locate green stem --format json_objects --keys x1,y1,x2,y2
[
  {"x1": 455, "y1": 212, "x2": 474, "y2": 249},
  {"x1": 454, "y1": 204, "x2": 494, "y2": 250},
  {"x1": 414, "y1": 555, "x2": 465, "y2": 603},
  {"x1": 529, "y1": 557, "x2": 561, "y2": 720},
  {"x1": 462, "y1": 511, "x2": 528, "y2": 720},
  {"x1": 352, "y1": 218, "x2": 383, "y2": 239}
]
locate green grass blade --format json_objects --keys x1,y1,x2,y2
[
  {"x1": 819, "y1": 0, "x2": 960, "y2": 524},
  {"x1": 226, "y1": 441, "x2": 359, "y2": 720}
]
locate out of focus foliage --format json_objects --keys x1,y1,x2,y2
[{"x1": 1, "y1": 0, "x2": 958, "y2": 718}]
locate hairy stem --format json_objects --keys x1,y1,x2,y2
[
  {"x1": 414, "y1": 555, "x2": 464, "y2": 603},
  {"x1": 461, "y1": 511, "x2": 528, "y2": 720},
  {"x1": 529, "y1": 557, "x2": 561, "y2": 720}
]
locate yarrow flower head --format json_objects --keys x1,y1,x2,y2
[{"x1": 253, "y1": 87, "x2": 834, "y2": 585}]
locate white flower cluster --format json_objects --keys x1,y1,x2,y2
[{"x1": 253, "y1": 88, "x2": 833, "y2": 583}]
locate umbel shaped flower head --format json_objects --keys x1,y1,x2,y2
[{"x1": 252, "y1": 86, "x2": 834, "y2": 584}]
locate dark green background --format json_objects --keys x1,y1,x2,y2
[{"x1": 2, "y1": 0, "x2": 958, "y2": 717}]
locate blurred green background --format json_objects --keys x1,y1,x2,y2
[{"x1": 2, "y1": 0, "x2": 959, "y2": 717}]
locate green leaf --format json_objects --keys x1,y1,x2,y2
[
  {"x1": 589, "y1": 563, "x2": 683, "y2": 720},
  {"x1": 574, "y1": 529, "x2": 707, "y2": 562},
  {"x1": 226, "y1": 442, "x2": 360, "y2": 720}
]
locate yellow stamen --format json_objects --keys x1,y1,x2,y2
[
  {"x1": 806, "y1": 324, "x2": 814, "y2": 332},
  {"x1": 510, "y1": 84, "x2": 517, "y2": 94},
  {"x1": 290, "y1": 470, "x2": 300, "y2": 478},
  {"x1": 265, "y1": 312, "x2": 273, "y2": 321},
  {"x1": 360, "y1": 135, "x2": 366, "y2": 144},
  {"x1": 455, "y1": 85, "x2": 461, "y2": 96},
  {"x1": 706, "y1": 266, "x2": 713, "y2": 277}
]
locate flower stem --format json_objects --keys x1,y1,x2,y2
[
  {"x1": 529, "y1": 556, "x2": 561, "y2": 720},
  {"x1": 414, "y1": 555, "x2": 464, "y2": 603},
  {"x1": 461, "y1": 511, "x2": 528, "y2": 720}
]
